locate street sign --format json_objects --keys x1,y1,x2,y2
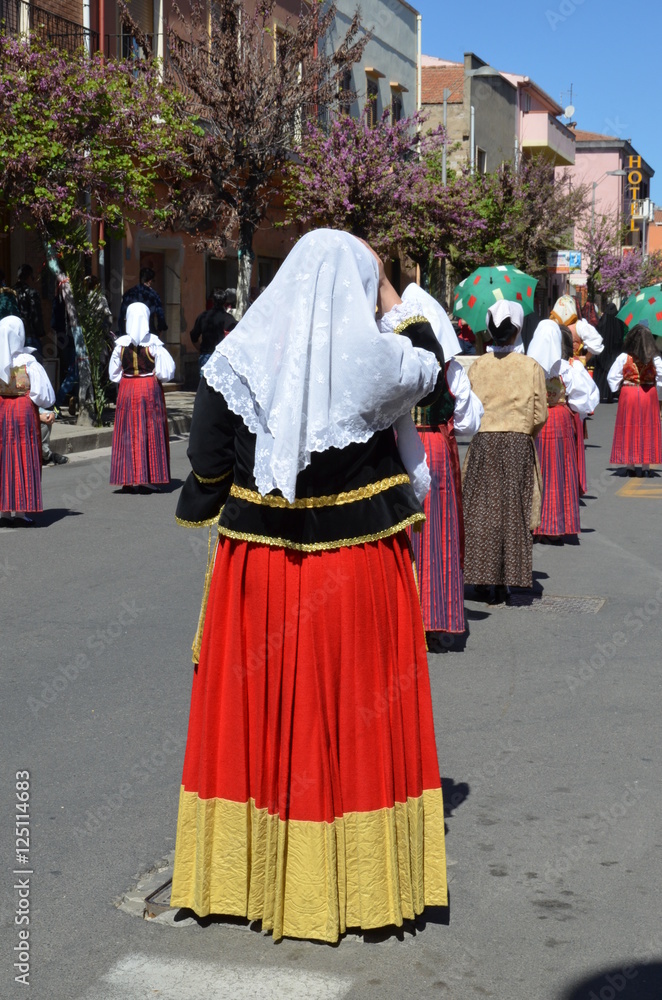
[{"x1": 547, "y1": 250, "x2": 582, "y2": 273}]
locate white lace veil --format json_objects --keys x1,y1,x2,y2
[{"x1": 203, "y1": 229, "x2": 440, "y2": 502}]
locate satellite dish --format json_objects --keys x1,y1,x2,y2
[{"x1": 565, "y1": 105, "x2": 575, "y2": 118}]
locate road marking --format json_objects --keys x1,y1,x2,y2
[
  {"x1": 616, "y1": 478, "x2": 662, "y2": 498},
  {"x1": 77, "y1": 953, "x2": 353, "y2": 1000}
]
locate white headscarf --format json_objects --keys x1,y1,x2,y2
[
  {"x1": 116, "y1": 301, "x2": 164, "y2": 348},
  {"x1": 0, "y1": 315, "x2": 34, "y2": 384},
  {"x1": 203, "y1": 229, "x2": 440, "y2": 503},
  {"x1": 527, "y1": 320, "x2": 562, "y2": 375},
  {"x1": 486, "y1": 300, "x2": 524, "y2": 337},
  {"x1": 550, "y1": 295, "x2": 578, "y2": 326},
  {"x1": 402, "y1": 283, "x2": 461, "y2": 358}
]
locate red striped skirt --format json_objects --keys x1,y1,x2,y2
[
  {"x1": 534, "y1": 405, "x2": 580, "y2": 537},
  {"x1": 110, "y1": 376, "x2": 170, "y2": 485},
  {"x1": 610, "y1": 384, "x2": 662, "y2": 465},
  {"x1": 171, "y1": 534, "x2": 448, "y2": 942},
  {"x1": 409, "y1": 426, "x2": 464, "y2": 633},
  {"x1": 0, "y1": 395, "x2": 42, "y2": 512},
  {"x1": 571, "y1": 409, "x2": 587, "y2": 495}
]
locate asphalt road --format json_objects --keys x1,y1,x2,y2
[{"x1": 2, "y1": 405, "x2": 662, "y2": 1000}]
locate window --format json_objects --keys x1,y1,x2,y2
[
  {"x1": 391, "y1": 89, "x2": 403, "y2": 124},
  {"x1": 476, "y1": 147, "x2": 487, "y2": 175},
  {"x1": 366, "y1": 77, "x2": 379, "y2": 127},
  {"x1": 339, "y1": 68, "x2": 352, "y2": 115},
  {"x1": 522, "y1": 92, "x2": 532, "y2": 113}
]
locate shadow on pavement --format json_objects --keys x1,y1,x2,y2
[
  {"x1": 559, "y1": 961, "x2": 662, "y2": 1000},
  {"x1": 36, "y1": 508, "x2": 84, "y2": 527}
]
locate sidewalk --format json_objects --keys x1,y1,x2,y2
[{"x1": 50, "y1": 391, "x2": 196, "y2": 455}]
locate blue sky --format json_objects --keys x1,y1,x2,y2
[{"x1": 415, "y1": 0, "x2": 662, "y2": 199}]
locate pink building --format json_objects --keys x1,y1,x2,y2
[{"x1": 551, "y1": 129, "x2": 655, "y2": 303}]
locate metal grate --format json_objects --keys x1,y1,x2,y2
[
  {"x1": 506, "y1": 594, "x2": 605, "y2": 614},
  {"x1": 144, "y1": 878, "x2": 172, "y2": 917}
]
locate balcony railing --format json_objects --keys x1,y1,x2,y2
[{"x1": 0, "y1": 0, "x2": 98, "y2": 52}]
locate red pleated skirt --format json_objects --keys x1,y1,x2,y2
[
  {"x1": 534, "y1": 405, "x2": 580, "y2": 537},
  {"x1": 409, "y1": 426, "x2": 465, "y2": 633},
  {"x1": 0, "y1": 395, "x2": 42, "y2": 512},
  {"x1": 571, "y1": 410, "x2": 587, "y2": 495},
  {"x1": 610, "y1": 384, "x2": 662, "y2": 465},
  {"x1": 110, "y1": 376, "x2": 170, "y2": 485},
  {"x1": 171, "y1": 534, "x2": 448, "y2": 942}
]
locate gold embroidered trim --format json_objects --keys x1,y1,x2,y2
[
  {"x1": 193, "y1": 469, "x2": 232, "y2": 485},
  {"x1": 175, "y1": 514, "x2": 221, "y2": 528},
  {"x1": 228, "y1": 474, "x2": 411, "y2": 510},
  {"x1": 217, "y1": 513, "x2": 426, "y2": 553},
  {"x1": 393, "y1": 314, "x2": 429, "y2": 336}
]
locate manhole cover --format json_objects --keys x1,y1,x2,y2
[
  {"x1": 506, "y1": 595, "x2": 605, "y2": 614},
  {"x1": 144, "y1": 878, "x2": 172, "y2": 917}
]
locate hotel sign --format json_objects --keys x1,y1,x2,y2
[{"x1": 628, "y1": 156, "x2": 643, "y2": 232}]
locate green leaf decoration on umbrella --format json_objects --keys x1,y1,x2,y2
[
  {"x1": 453, "y1": 265, "x2": 538, "y2": 333},
  {"x1": 617, "y1": 284, "x2": 662, "y2": 337}
]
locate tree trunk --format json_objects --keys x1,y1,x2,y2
[
  {"x1": 43, "y1": 241, "x2": 95, "y2": 426},
  {"x1": 236, "y1": 215, "x2": 256, "y2": 320}
]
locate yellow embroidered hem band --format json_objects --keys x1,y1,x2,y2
[
  {"x1": 171, "y1": 788, "x2": 447, "y2": 943},
  {"x1": 216, "y1": 512, "x2": 426, "y2": 553},
  {"x1": 228, "y1": 473, "x2": 410, "y2": 509}
]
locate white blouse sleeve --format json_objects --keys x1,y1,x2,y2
[
  {"x1": 448, "y1": 358, "x2": 483, "y2": 434},
  {"x1": 20, "y1": 355, "x2": 55, "y2": 408},
  {"x1": 576, "y1": 318, "x2": 604, "y2": 356},
  {"x1": 654, "y1": 356, "x2": 662, "y2": 386},
  {"x1": 108, "y1": 343, "x2": 123, "y2": 384},
  {"x1": 562, "y1": 359, "x2": 599, "y2": 418},
  {"x1": 607, "y1": 353, "x2": 627, "y2": 393},
  {"x1": 153, "y1": 345, "x2": 176, "y2": 383}
]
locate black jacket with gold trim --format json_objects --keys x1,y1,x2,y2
[{"x1": 176, "y1": 317, "x2": 444, "y2": 552}]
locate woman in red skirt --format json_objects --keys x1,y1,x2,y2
[
  {"x1": 528, "y1": 321, "x2": 598, "y2": 542},
  {"x1": 608, "y1": 325, "x2": 662, "y2": 476},
  {"x1": 171, "y1": 230, "x2": 448, "y2": 943},
  {"x1": 109, "y1": 302, "x2": 175, "y2": 491},
  {"x1": 0, "y1": 316, "x2": 55, "y2": 526},
  {"x1": 401, "y1": 284, "x2": 482, "y2": 642}
]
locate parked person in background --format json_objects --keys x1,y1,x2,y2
[
  {"x1": 0, "y1": 316, "x2": 55, "y2": 526},
  {"x1": 0, "y1": 270, "x2": 20, "y2": 320},
  {"x1": 527, "y1": 321, "x2": 598, "y2": 543},
  {"x1": 117, "y1": 267, "x2": 167, "y2": 337},
  {"x1": 39, "y1": 407, "x2": 68, "y2": 466},
  {"x1": 608, "y1": 324, "x2": 662, "y2": 477},
  {"x1": 109, "y1": 302, "x2": 175, "y2": 493},
  {"x1": 462, "y1": 301, "x2": 548, "y2": 605},
  {"x1": 190, "y1": 288, "x2": 237, "y2": 374},
  {"x1": 224, "y1": 287, "x2": 238, "y2": 319},
  {"x1": 403, "y1": 284, "x2": 483, "y2": 646},
  {"x1": 14, "y1": 264, "x2": 45, "y2": 354},
  {"x1": 594, "y1": 303, "x2": 627, "y2": 404}
]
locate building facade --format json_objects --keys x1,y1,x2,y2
[{"x1": 422, "y1": 52, "x2": 575, "y2": 177}]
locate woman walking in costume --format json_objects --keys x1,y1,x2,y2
[
  {"x1": 608, "y1": 324, "x2": 662, "y2": 476},
  {"x1": 527, "y1": 321, "x2": 598, "y2": 542},
  {"x1": 109, "y1": 302, "x2": 175, "y2": 492},
  {"x1": 171, "y1": 230, "x2": 448, "y2": 943},
  {"x1": 594, "y1": 303, "x2": 627, "y2": 404},
  {"x1": 0, "y1": 316, "x2": 55, "y2": 526},
  {"x1": 402, "y1": 284, "x2": 483, "y2": 643},
  {"x1": 462, "y1": 301, "x2": 548, "y2": 605}
]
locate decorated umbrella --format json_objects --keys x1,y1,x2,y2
[
  {"x1": 453, "y1": 265, "x2": 538, "y2": 333},
  {"x1": 617, "y1": 284, "x2": 662, "y2": 337}
]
